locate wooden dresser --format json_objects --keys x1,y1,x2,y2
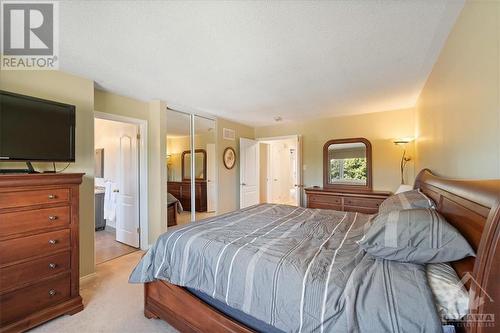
[
  {"x1": 167, "y1": 180, "x2": 207, "y2": 212},
  {"x1": 0, "y1": 173, "x2": 84, "y2": 332},
  {"x1": 305, "y1": 187, "x2": 391, "y2": 214}
]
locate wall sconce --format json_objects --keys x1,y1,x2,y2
[{"x1": 393, "y1": 137, "x2": 414, "y2": 185}]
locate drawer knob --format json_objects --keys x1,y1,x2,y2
[
  {"x1": 48, "y1": 289, "x2": 57, "y2": 296},
  {"x1": 48, "y1": 239, "x2": 57, "y2": 245},
  {"x1": 48, "y1": 216, "x2": 58, "y2": 221},
  {"x1": 48, "y1": 263, "x2": 57, "y2": 269},
  {"x1": 48, "y1": 194, "x2": 56, "y2": 199}
]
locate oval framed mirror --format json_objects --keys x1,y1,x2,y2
[{"x1": 323, "y1": 138, "x2": 372, "y2": 191}]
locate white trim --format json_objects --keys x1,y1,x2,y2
[
  {"x1": 213, "y1": 119, "x2": 219, "y2": 213},
  {"x1": 94, "y1": 111, "x2": 149, "y2": 251},
  {"x1": 265, "y1": 143, "x2": 271, "y2": 204},
  {"x1": 297, "y1": 135, "x2": 303, "y2": 206},
  {"x1": 80, "y1": 272, "x2": 97, "y2": 283},
  {"x1": 190, "y1": 114, "x2": 196, "y2": 222},
  {"x1": 256, "y1": 135, "x2": 299, "y2": 142}
]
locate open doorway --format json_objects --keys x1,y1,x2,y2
[
  {"x1": 94, "y1": 113, "x2": 147, "y2": 264},
  {"x1": 258, "y1": 135, "x2": 302, "y2": 206}
]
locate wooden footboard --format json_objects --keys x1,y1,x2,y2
[{"x1": 144, "y1": 280, "x2": 254, "y2": 333}]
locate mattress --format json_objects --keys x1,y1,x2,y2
[{"x1": 187, "y1": 288, "x2": 284, "y2": 333}]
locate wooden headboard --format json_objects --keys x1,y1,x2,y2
[{"x1": 414, "y1": 169, "x2": 500, "y2": 333}]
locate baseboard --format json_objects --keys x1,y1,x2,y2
[{"x1": 79, "y1": 272, "x2": 97, "y2": 283}]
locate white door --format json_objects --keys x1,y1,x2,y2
[
  {"x1": 116, "y1": 124, "x2": 140, "y2": 248},
  {"x1": 270, "y1": 142, "x2": 284, "y2": 203},
  {"x1": 240, "y1": 138, "x2": 260, "y2": 208},
  {"x1": 206, "y1": 143, "x2": 217, "y2": 212},
  {"x1": 295, "y1": 135, "x2": 303, "y2": 207}
]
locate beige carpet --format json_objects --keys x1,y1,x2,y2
[
  {"x1": 31, "y1": 251, "x2": 177, "y2": 333},
  {"x1": 176, "y1": 211, "x2": 216, "y2": 225}
]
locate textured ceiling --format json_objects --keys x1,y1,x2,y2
[{"x1": 60, "y1": 1, "x2": 464, "y2": 126}]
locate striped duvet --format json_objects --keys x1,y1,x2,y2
[{"x1": 129, "y1": 204, "x2": 442, "y2": 333}]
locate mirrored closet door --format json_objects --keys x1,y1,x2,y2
[
  {"x1": 194, "y1": 115, "x2": 217, "y2": 221},
  {"x1": 166, "y1": 109, "x2": 217, "y2": 226}
]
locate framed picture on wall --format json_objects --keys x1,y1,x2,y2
[{"x1": 223, "y1": 147, "x2": 236, "y2": 170}]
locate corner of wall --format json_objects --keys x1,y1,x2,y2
[{"x1": 148, "y1": 100, "x2": 168, "y2": 243}]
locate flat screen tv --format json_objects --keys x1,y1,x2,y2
[{"x1": 0, "y1": 90, "x2": 76, "y2": 162}]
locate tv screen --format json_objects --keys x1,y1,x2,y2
[{"x1": 0, "y1": 91, "x2": 75, "y2": 162}]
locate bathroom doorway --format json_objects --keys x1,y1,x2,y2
[
  {"x1": 94, "y1": 112, "x2": 148, "y2": 264},
  {"x1": 258, "y1": 135, "x2": 303, "y2": 207}
]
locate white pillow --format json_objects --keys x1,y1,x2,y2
[{"x1": 426, "y1": 263, "x2": 469, "y2": 320}]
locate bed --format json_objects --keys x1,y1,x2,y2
[
  {"x1": 131, "y1": 169, "x2": 500, "y2": 333},
  {"x1": 167, "y1": 193, "x2": 183, "y2": 227}
]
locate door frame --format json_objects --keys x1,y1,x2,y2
[
  {"x1": 94, "y1": 111, "x2": 149, "y2": 251},
  {"x1": 256, "y1": 135, "x2": 303, "y2": 207}
]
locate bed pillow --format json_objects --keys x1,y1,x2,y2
[
  {"x1": 344, "y1": 254, "x2": 443, "y2": 333},
  {"x1": 358, "y1": 208, "x2": 475, "y2": 263},
  {"x1": 427, "y1": 263, "x2": 469, "y2": 320},
  {"x1": 379, "y1": 189, "x2": 435, "y2": 214}
]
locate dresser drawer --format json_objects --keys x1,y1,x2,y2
[
  {"x1": 343, "y1": 197, "x2": 383, "y2": 209},
  {"x1": 0, "y1": 229, "x2": 70, "y2": 266},
  {"x1": 0, "y1": 273, "x2": 70, "y2": 325},
  {"x1": 0, "y1": 206, "x2": 71, "y2": 238},
  {"x1": 0, "y1": 251, "x2": 70, "y2": 293},
  {"x1": 0, "y1": 188, "x2": 70, "y2": 209},
  {"x1": 308, "y1": 194, "x2": 342, "y2": 205},
  {"x1": 308, "y1": 202, "x2": 343, "y2": 211},
  {"x1": 169, "y1": 189, "x2": 181, "y2": 198}
]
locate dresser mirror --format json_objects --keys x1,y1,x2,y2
[
  {"x1": 182, "y1": 149, "x2": 207, "y2": 180},
  {"x1": 323, "y1": 138, "x2": 372, "y2": 190}
]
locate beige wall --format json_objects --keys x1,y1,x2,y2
[
  {"x1": 95, "y1": 89, "x2": 149, "y2": 120},
  {"x1": 0, "y1": 71, "x2": 96, "y2": 277},
  {"x1": 217, "y1": 118, "x2": 255, "y2": 213},
  {"x1": 255, "y1": 108, "x2": 416, "y2": 193},
  {"x1": 415, "y1": 1, "x2": 500, "y2": 179}
]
